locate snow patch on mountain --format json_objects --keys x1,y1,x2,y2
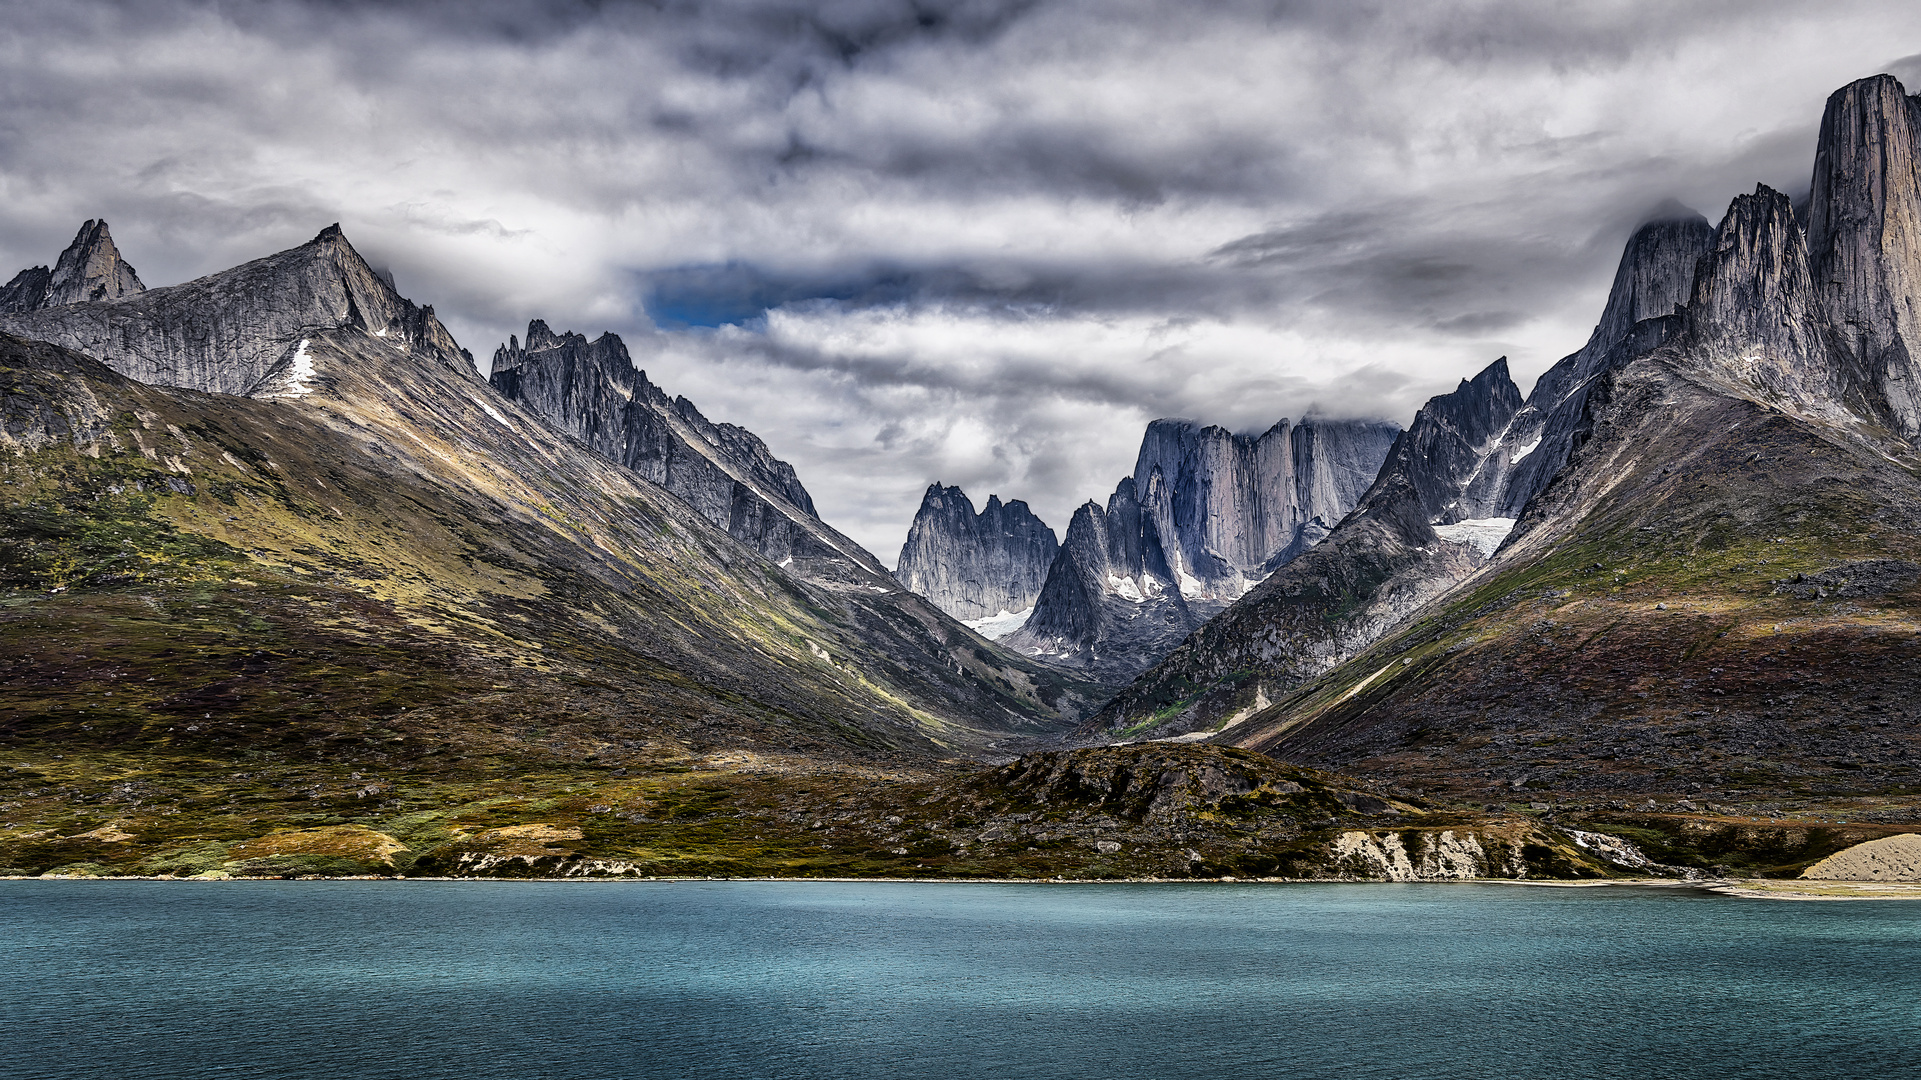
[
  {"x1": 1433, "y1": 517, "x2": 1517, "y2": 557},
  {"x1": 964, "y1": 607, "x2": 1033, "y2": 640}
]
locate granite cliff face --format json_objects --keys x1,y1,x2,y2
[
  {"x1": 487, "y1": 323, "x2": 879, "y2": 576},
  {"x1": 1001, "y1": 417, "x2": 1399, "y2": 682},
  {"x1": 1131, "y1": 417, "x2": 1403, "y2": 590},
  {"x1": 0, "y1": 223, "x2": 468, "y2": 395},
  {"x1": 1805, "y1": 74, "x2": 1921, "y2": 435},
  {"x1": 1, "y1": 220, "x2": 147, "y2": 314},
  {"x1": 894, "y1": 485, "x2": 1058, "y2": 623}
]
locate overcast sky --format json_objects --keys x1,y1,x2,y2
[{"x1": 5, "y1": 1, "x2": 1921, "y2": 563}]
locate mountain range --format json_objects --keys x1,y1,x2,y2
[
  {"x1": 1085, "y1": 75, "x2": 1921, "y2": 806},
  {"x1": 3, "y1": 73, "x2": 1920, "y2": 882}
]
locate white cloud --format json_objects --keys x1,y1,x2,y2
[{"x1": 4, "y1": 0, "x2": 1921, "y2": 559}]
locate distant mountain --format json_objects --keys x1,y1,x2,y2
[
  {"x1": 1086, "y1": 74, "x2": 1921, "y2": 802},
  {"x1": 1000, "y1": 416, "x2": 1400, "y2": 682},
  {"x1": 894, "y1": 485, "x2": 1058, "y2": 626},
  {"x1": 0, "y1": 223, "x2": 466, "y2": 395}
]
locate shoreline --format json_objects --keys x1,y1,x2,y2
[{"x1": 8, "y1": 873, "x2": 1920, "y2": 900}]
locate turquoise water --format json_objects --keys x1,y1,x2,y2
[{"x1": 4, "y1": 881, "x2": 1918, "y2": 1079}]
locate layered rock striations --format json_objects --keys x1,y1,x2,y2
[
  {"x1": 894, "y1": 484, "x2": 1058, "y2": 624},
  {"x1": 1002, "y1": 417, "x2": 1399, "y2": 682},
  {"x1": 1479, "y1": 205, "x2": 1715, "y2": 519},
  {"x1": 0, "y1": 220, "x2": 146, "y2": 314},
  {"x1": 0, "y1": 223, "x2": 469, "y2": 395},
  {"x1": 1131, "y1": 417, "x2": 1403, "y2": 592},
  {"x1": 487, "y1": 322, "x2": 876, "y2": 574}
]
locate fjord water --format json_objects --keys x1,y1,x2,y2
[{"x1": 5, "y1": 882, "x2": 1917, "y2": 1079}]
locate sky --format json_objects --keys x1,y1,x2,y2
[{"x1": 4, "y1": 1, "x2": 1921, "y2": 565}]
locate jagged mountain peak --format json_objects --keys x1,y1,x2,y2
[
  {"x1": 895, "y1": 482, "x2": 1059, "y2": 624},
  {"x1": 1, "y1": 218, "x2": 147, "y2": 314},
  {"x1": 0, "y1": 221, "x2": 470, "y2": 395},
  {"x1": 45, "y1": 219, "x2": 145, "y2": 307},
  {"x1": 1682, "y1": 183, "x2": 1862, "y2": 417},
  {"x1": 489, "y1": 318, "x2": 856, "y2": 572}
]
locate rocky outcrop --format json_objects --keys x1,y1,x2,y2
[
  {"x1": 488, "y1": 321, "x2": 886, "y2": 575},
  {"x1": 1382, "y1": 358, "x2": 1524, "y2": 525},
  {"x1": 0, "y1": 220, "x2": 146, "y2": 314},
  {"x1": 1002, "y1": 416, "x2": 1398, "y2": 682},
  {"x1": 0, "y1": 223, "x2": 469, "y2": 395},
  {"x1": 894, "y1": 484, "x2": 1058, "y2": 622},
  {"x1": 1804, "y1": 74, "x2": 1921, "y2": 435},
  {"x1": 1002, "y1": 476, "x2": 1204, "y2": 681}
]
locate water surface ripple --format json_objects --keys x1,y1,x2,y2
[{"x1": 5, "y1": 880, "x2": 1917, "y2": 1079}]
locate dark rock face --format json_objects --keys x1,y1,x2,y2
[
  {"x1": 1684, "y1": 184, "x2": 1863, "y2": 414},
  {"x1": 0, "y1": 220, "x2": 146, "y2": 314},
  {"x1": 1004, "y1": 476, "x2": 1204, "y2": 681},
  {"x1": 0, "y1": 266, "x2": 52, "y2": 315},
  {"x1": 894, "y1": 484, "x2": 1058, "y2": 621},
  {"x1": 0, "y1": 223, "x2": 468, "y2": 395},
  {"x1": 1485, "y1": 206, "x2": 1715, "y2": 518},
  {"x1": 1383, "y1": 358, "x2": 1524, "y2": 525},
  {"x1": 488, "y1": 321, "x2": 884, "y2": 575},
  {"x1": 1805, "y1": 74, "x2": 1921, "y2": 435},
  {"x1": 1003, "y1": 417, "x2": 1398, "y2": 682}
]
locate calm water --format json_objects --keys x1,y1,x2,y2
[{"x1": 4, "y1": 880, "x2": 1918, "y2": 1080}]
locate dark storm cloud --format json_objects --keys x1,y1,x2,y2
[{"x1": 2, "y1": 0, "x2": 1920, "y2": 557}]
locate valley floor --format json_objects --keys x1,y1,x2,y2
[{"x1": 6, "y1": 739, "x2": 1917, "y2": 885}]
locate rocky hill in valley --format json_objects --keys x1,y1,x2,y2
[
  {"x1": 1087, "y1": 77, "x2": 1921, "y2": 816},
  {"x1": 1000, "y1": 416, "x2": 1400, "y2": 682},
  {"x1": 894, "y1": 484, "x2": 1058, "y2": 628}
]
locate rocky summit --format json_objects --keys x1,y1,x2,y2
[
  {"x1": 894, "y1": 484, "x2": 1058, "y2": 625},
  {"x1": 1000, "y1": 416, "x2": 1399, "y2": 682},
  {"x1": 0, "y1": 220, "x2": 147, "y2": 314}
]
